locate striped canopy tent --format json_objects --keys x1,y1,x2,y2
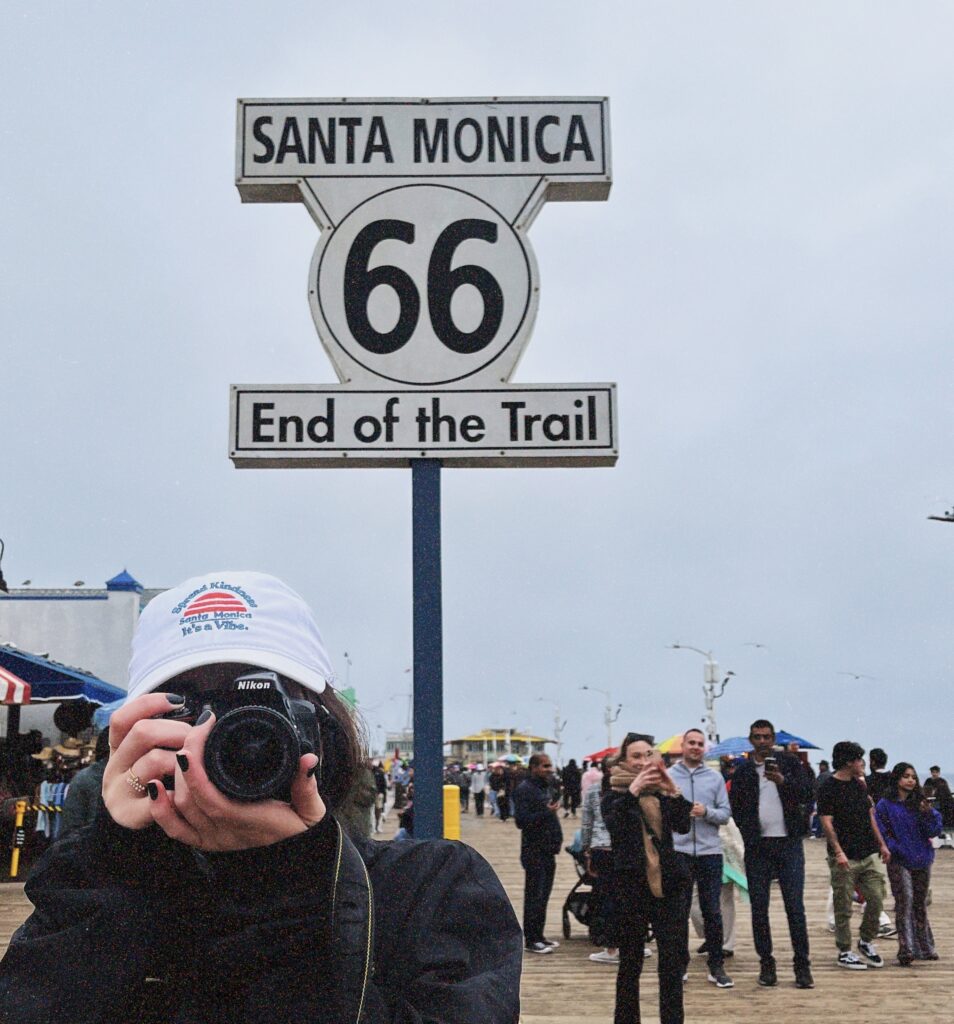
[
  {"x1": 0, "y1": 665, "x2": 31, "y2": 706},
  {"x1": 0, "y1": 644, "x2": 126, "y2": 741}
]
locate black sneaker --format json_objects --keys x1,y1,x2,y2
[
  {"x1": 837, "y1": 950, "x2": 867, "y2": 970},
  {"x1": 758, "y1": 962, "x2": 778, "y2": 987},
  {"x1": 707, "y1": 968, "x2": 734, "y2": 988},
  {"x1": 795, "y1": 967, "x2": 815, "y2": 989},
  {"x1": 525, "y1": 941, "x2": 553, "y2": 954},
  {"x1": 857, "y1": 940, "x2": 884, "y2": 968},
  {"x1": 542, "y1": 939, "x2": 560, "y2": 949}
]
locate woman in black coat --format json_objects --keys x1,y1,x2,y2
[{"x1": 602, "y1": 733, "x2": 692, "y2": 1024}]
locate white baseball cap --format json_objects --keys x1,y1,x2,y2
[{"x1": 127, "y1": 571, "x2": 336, "y2": 700}]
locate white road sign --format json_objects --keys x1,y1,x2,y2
[
  {"x1": 230, "y1": 385, "x2": 617, "y2": 468},
  {"x1": 232, "y1": 95, "x2": 616, "y2": 467}
]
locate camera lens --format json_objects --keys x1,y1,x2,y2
[{"x1": 204, "y1": 705, "x2": 299, "y2": 801}]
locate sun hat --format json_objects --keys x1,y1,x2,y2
[{"x1": 127, "y1": 571, "x2": 336, "y2": 700}]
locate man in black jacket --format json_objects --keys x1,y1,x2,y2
[
  {"x1": 729, "y1": 719, "x2": 814, "y2": 990},
  {"x1": 514, "y1": 753, "x2": 563, "y2": 953}
]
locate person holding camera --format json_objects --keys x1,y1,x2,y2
[
  {"x1": 602, "y1": 732, "x2": 692, "y2": 1024},
  {"x1": 729, "y1": 718, "x2": 814, "y2": 989},
  {"x1": 0, "y1": 571, "x2": 522, "y2": 1023}
]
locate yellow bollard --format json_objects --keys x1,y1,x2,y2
[
  {"x1": 10, "y1": 799, "x2": 27, "y2": 879},
  {"x1": 443, "y1": 785, "x2": 461, "y2": 840}
]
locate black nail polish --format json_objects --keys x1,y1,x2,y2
[
  {"x1": 147, "y1": 782, "x2": 159, "y2": 800},
  {"x1": 196, "y1": 709, "x2": 212, "y2": 726},
  {"x1": 307, "y1": 762, "x2": 319, "y2": 779},
  {"x1": 166, "y1": 693, "x2": 185, "y2": 705},
  {"x1": 176, "y1": 753, "x2": 189, "y2": 773}
]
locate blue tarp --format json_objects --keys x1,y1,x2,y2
[
  {"x1": 0, "y1": 645, "x2": 126, "y2": 705},
  {"x1": 93, "y1": 697, "x2": 127, "y2": 729}
]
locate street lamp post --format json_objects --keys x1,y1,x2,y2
[
  {"x1": 537, "y1": 697, "x2": 567, "y2": 766},
  {"x1": 579, "y1": 685, "x2": 621, "y2": 749},
  {"x1": 670, "y1": 643, "x2": 734, "y2": 746}
]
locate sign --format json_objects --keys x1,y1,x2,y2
[
  {"x1": 230, "y1": 384, "x2": 617, "y2": 467},
  {"x1": 231, "y1": 96, "x2": 616, "y2": 467}
]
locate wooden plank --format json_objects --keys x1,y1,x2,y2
[{"x1": 1, "y1": 812, "x2": 951, "y2": 1022}]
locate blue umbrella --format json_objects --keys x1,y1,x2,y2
[
  {"x1": 706, "y1": 736, "x2": 753, "y2": 758},
  {"x1": 776, "y1": 730, "x2": 820, "y2": 750}
]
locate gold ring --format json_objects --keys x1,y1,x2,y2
[{"x1": 125, "y1": 768, "x2": 147, "y2": 795}]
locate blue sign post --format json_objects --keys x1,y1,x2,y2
[{"x1": 411, "y1": 458, "x2": 443, "y2": 838}]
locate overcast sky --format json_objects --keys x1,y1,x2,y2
[{"x1": 3, "y1": 3, "x2": 954, "y2": 769}]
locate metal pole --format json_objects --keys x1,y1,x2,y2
[{"x1": 412, "y1": 458, "x2": 443, "y2": 839}]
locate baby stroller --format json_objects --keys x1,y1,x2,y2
[
  {"x1": 562, "y1": 839, "x2": 595, "y2": 939},
  {"x1": 561, "y1": 835, "x2": 655, "y2": 948}
]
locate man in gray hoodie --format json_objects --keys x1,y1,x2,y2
[{"x1": 671, "y1": 728, "x2": 733, "y2": 988}]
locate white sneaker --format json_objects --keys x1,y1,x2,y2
[
  {"x1": 644, "y1": 946, "x2": 653, "y2": 958},
  {"x1": 589, "y1": 950, "x2": 620, "y2": 964},
  {"x1": 837, "y1": 951, "x2": 867, "y2": 970}
]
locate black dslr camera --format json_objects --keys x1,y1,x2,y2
[{"x1": 161, "y1": 671, "x2": 322, "y2": 802}]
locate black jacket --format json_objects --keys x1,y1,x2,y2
[
  {"x1": 0, "y1": 811, "x2": 522, "y2": 1023},
  {"x1": 513, "y1": 776, "x2": 562, "y2": 858},
  {"x1": 601, "y1": 789, "x2": 692, "y2": 896},
  {"x1": 729, "y1": 751, "x2": 814, "y2": 848}
]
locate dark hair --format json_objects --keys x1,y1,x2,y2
[
  {"x1": 929, "y1": 765, "x2": 940, "y2": 773},
  {"x1": 889, "y1": 762, "x2": 924, "y2": 808},
  {"x1": 600, "y1": 757, "x2": 613, "y2": 793},
  {"x1": 749, "y1": 719, "x2": 775, "y2": 736},
  {"x1": 683, "y1": 728, "x2": 706, "y2": 742},
  {"x1": 528, "y1": 753, "x2": 550, "y2": 769},
  {"x1": 819, "y1": 760, "x2": 830, "y2": 769},
  {"x1": 832, "y1": 740, "x2": 865, "y2": 771},
  {"x1": 869, "y1": 748, "x2": 887, "y2": 770},
  {"x1": 615, "y1": 732, "x2": 654, "y2": 765}
]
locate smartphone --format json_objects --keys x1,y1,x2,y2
[{"x1": 764, "y1": 756, "x2": 777, "y2": 770}]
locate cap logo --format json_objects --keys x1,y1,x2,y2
[{"x1": 172, "y1": 581, "x2": 258, "y2": 637}]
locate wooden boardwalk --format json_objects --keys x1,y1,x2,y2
[{"x1": 2, "y1": 811, "x2": 952, "y2": 1022}]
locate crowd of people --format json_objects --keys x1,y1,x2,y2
[{"x1": 503, "y1": 722, "x2": 948, "y2": 1024}]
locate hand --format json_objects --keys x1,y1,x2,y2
[
  {"x1": 834, "y1": 850, "x2": 850, "y2": 870},
  {"x1": 147, "y1": 710, "x2": 326, "y2": 852},
  {"x1": 103, "y1": 692, "x2": 194, "y2": 831},
  {"x1": 628, "y1": 763, "x2": 660, "y2": 797},
  {"x1": 879, "y1": 844, "x2": 891, "y2": 864},
  {"x1": 690, "y1": 802, "x2": 706, "y2": 818},
  {"x1": 548, "y1": 799, "x2": 561, "y2": 812},
  {"x1": 764, "y1": 766, "x2": 784, "y2": 785}
]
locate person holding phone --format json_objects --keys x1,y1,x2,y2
[
  {"x1": 602, "y1": 732, "x2": 692, "y2": 1024},
  {"x1": 0, "y1": 571, "x2": 522, "y2": 1023},
  {"x1": 729, "y1": 719, "x2": 815, "y2": 989},
  {"x1": 875, "y1": 762, "x2": 942, "y2": 964}
]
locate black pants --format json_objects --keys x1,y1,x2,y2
[
  {"x1": 496, "y1": 790, "x2": 510, "y2": 821},
  {"x1": 588, "y1": 848, "x2": 618, "y2": 948},
  {"x1": 744, "y1": 836, "x2": 810, "y2": 969},
  {"x1": 563, "y1": 789, "x2": 581, "y2": 815},
  {"x1": 474, "y1": 790, "x2": 485, "y2": 816},
  {"x1": 459, "y1": 788, "x2": 470, "y2": 811},
  {"x1": 614, "y1": 877, "x2": 687, "y2": 1024},
  {"x1": 521, "y1": 853, "x2": 557, "y2": 945}
]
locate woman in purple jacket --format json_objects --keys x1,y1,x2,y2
[{"x1": 875, "y1": 763, "x2": 943, "y2": 965}]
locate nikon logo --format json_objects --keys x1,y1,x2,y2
[{"x1": 237, "y1": 681, "x2": 270, "y2": 690}]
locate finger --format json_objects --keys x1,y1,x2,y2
[
  {"x1": 109, "y1": 692, "x2": 187, "y2": 752},
  {"x1": 172, "y1": 709, "x2": 222, "y2": 818},
  {"x1": 111, "y1": 718, "x2": 192, "y2": 772},
  {"x1": 128, "y1": 749, "x2": 180, "y2": 788},
  {"x1": 289, "y1": 754, "x2": 326, "y2": 827},
  {"x1": 148, "y1": 777, "x2": 203, "y2": 846}
]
